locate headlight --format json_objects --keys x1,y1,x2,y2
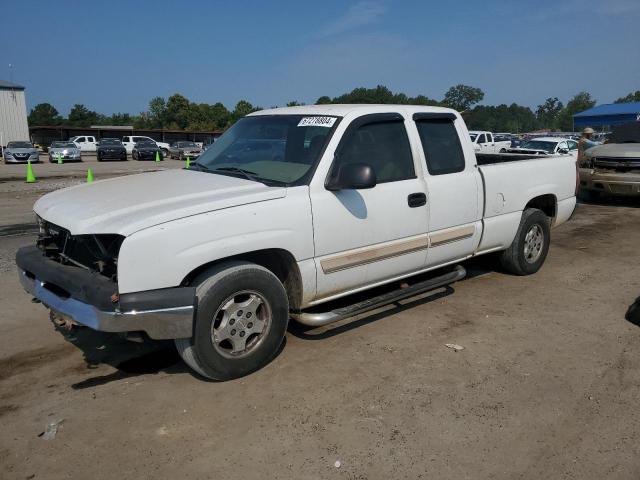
[{"x1": 35, "y1": 214, "x2": 45, "y2": 235}]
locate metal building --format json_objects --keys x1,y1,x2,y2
[{"x1": 0, "y1": 80, "x2": 29, "y2": 147}]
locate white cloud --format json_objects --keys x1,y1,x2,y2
[{"x1": 320, "y1": 1, "x2": 386, "y2": 37}]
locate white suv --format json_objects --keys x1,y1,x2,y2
[{"x1": 122, "y1": 136, "x2": 170, "y2": 157}]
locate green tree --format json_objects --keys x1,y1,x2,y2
[
  {"x1": 231, "y1": 100, "x2": 259, "y2": 124},
  {"x1": 286, "y1": 101, "x2": 305, "y2": 107},
  {"x1": 28, "y1": 103, "x2": 62, "y2": 125},
  {"x1": 557, "y1": 91, "x2": 596, "y2": 131},
  {"x1": 535, "y1": 97, "x2": 564, "y2": 129},
  {"x1": 164, "y1": 94, "x2": 191, "y2": 129},
  {"x1": 315, "y1": 85, "x2": 439, "y2": 106},
  {"x1": 148, "y1": 96, "x2": 167, "y2": 128},
  {"x1": 442, "y1": 84, "x2": 484, "y2": 112},
  {"x1": 108, "y1": 112, "x2": 133, "y2": 125},
  {"x1": 67, "y1": 104, "x2": 102, "y2": 127},
  {"x1": 614, "y1": 90, "x2": 640, "y2": 103},
  {"x1": 465, "y1": 103, "x2": 537, "y2": 133}
]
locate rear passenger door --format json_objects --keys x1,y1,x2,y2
[
  {"x1": 412, "y1": 113, "x2": 483, "y2": 267},
  {"x1": 311, "y1": 113, "x2": 429, "y2": 300}
]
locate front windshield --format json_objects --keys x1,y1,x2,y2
[
  {"x1": 8, "y1": 141, "x2": 32, "y2": 148},
  {"x1": 137, "y1": 141, "x2": 156, "y2": 147},
  {"x1": 195, "y1": 115, "x2": 339, "y2": 185},
  {"x1": 521, "y1": 141, "x2": 556, "y2": 153},
  {"x1": 181, "y1": 141, "x2": 198, "y2": 147},
  {"x1": 52, "y1": 142, "x2": 75, "y2": 148},
  {"x1": 101, "y1": 139, "x2": 121, "y2": 145},
  {"x1": 469, "y1": 133, "x2": 478, "y2": 141}
]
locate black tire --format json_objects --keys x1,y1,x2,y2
[
  {"x1": 175, "y1": 261, "x2": 289, "y2": 380},
  {"x1": 499, "y1": 148, "x2": 506, "y2": 153},
  {"x1": 161, "y1": 148, "x2": 168, "y2": 159},
  {"x1": 499, "y1": 208, "x2": 550, "y2": 275},
  {"x1": 97, "y1": 154, "x2": 102, "y2": 162},
  {"x1": 132, "y1": 151, "x2": 138, "y2": 160}
]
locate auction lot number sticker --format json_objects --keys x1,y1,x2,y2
[{"x1": 297, "y1": 116, "x2": 337, "y2": 128}]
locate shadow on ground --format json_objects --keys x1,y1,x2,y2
[{"x1": 50, "y1": 322, "x2": 187, "y2": 389}]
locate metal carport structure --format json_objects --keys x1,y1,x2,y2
[{"x1": 573, "y1": 102, "x2": 640, "y2": 129}]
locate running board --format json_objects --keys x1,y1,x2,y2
[{"x1": 291, "y1": 265, "x2": 466, "y2": 327}]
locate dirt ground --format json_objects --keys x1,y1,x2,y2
[{"x1": 1, "y1": 173, "x2": 639, "y2": 479}]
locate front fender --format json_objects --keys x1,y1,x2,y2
[{"x1": 116, "y1": 187, "x2": 314, "y2": 294}]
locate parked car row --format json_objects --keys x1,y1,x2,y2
[
  {"x1": 68, "y1": 135, "x2": 201, "y2": 160},
  {"x1": 3, "y1": 138, "x2": 204, "y2": 163}
]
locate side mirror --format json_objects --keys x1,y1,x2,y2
[{"x1": 326, "y1": 163, "x2": 377, "y2": 191}]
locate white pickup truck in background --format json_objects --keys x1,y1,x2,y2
[
  {"x1": 122, "y1": 135, "x2": 171, "y2": 158},
  {"x1": 469, "y1": 130, "x2": 512, "y2": 153},
  {"x1": 69, "y1": 135, "x2": 98, "y2": 152},
  {"x1": 17, "y1": 105, "x2": 577, "y2": 380}
]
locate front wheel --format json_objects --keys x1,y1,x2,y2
[
  {"x1": 161, "y1": 148, "x2": 169, "y2": 159},
  {"x1": 175, "y1": 261, "x2": 289, "y2": 380},
  {"x1": 499, "y1": 208, "x2": 550, "y2": 275}
]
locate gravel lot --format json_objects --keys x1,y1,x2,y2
[{"x1": 1, "y1": 170, "x2": 639, "y2": 480}]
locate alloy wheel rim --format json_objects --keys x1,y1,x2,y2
[
  {"x1": 523, "y1": 224, "x2": 544, "y2": 264},
  {"x1": 210, "y1": 290, "x2": 271, "y2": 359}
]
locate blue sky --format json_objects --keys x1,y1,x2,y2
[{"x1": 1, "y1": 0, "x2": 638, "y2": 116}]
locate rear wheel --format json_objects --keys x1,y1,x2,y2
[
  {"x1": 175, "y1": 261, "x2": 289, "y2": 380},
  {"x1": 499, "y1": 208, "x2": 550, "y2": 275},
  {"x1": 161, "y1": 148, "x2": 169, "y2": 158}
]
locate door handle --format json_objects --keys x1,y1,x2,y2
[{"x1": 407, "y1": 192, "x2": 427, "y2": 208}]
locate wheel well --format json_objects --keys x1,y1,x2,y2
[
  {"x1": 524, "y1": 194, "x2": 556, "y2": 219},
  {"x1": 181, "y1": 249, "x2": 303, "y2": 310}
]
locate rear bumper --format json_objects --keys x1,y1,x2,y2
[
  {"x1": 579, "y1": 168, "x2": 640, "y2": 196},
  {"x1": 16, "y1": 246, "x2": 195, "y2": 340}
]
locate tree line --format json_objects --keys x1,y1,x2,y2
[{"x1": 28, "y1": 86, "x2": 640, "y2": 133}]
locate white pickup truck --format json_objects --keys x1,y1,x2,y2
[
  {"x1": 122, "y1": 135, "x2": 171, "y2": 158},
  {"x1": 16, "y1": 105, "x2": 577, "y2": 380},
  {"x1": 469, "y1": 131, "x2": 512, "y2": 153}
]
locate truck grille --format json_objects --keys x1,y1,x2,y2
[
  {"x1": 37, "y1": 221, "x2": 124, "y2": 281},
  {"x1": 593, "y1": 157, "x2": 640, "y2": 170}
]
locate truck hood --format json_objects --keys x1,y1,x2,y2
[
  {"x1": 586, "y1": 143, "x2": 640, "y2": 158},
  {"x1": 34, "y1": 169, "x2": 286, "y2": 236}
]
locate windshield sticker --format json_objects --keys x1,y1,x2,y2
[{"x1": 297, "y1": 116, "x2": 337, "y2": 128}]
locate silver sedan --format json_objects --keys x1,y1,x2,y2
[
  {"x1": 48, "y1": 141, "x2": 82, "y2": 162},
  {"x1": 3, "y1": 141, "x2": 40, "y2": 164}
]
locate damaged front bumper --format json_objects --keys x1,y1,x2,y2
[
  {"x1": 16, "y1": 246, "x2": 195, "y2": 340},
  {"x1": 579, "y1": 168, "x2": 640, "y2": 196}
]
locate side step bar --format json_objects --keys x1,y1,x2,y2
[{"x1": 291, "y1": 265, "x2": 466, "y2": 327}]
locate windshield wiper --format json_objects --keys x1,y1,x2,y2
[{"x1": 212, "y1": 167, "x2": 264, "y2": 183}]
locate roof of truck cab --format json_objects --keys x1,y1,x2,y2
[{"x1": 248, "y1": 104, "x2": 458, "y2": 117}]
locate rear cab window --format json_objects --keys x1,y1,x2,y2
[{"x1": 414, "y1": 115, "x2": 466, "y2": 176}]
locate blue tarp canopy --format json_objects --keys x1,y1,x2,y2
[{"x1": 573, "y1": 102, "x2": 640, "y2": 128}]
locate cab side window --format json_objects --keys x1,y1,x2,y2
[
  {"x1": 416, "y1": 119, "x2": 466, "y2": 176},
  {"x1": 477, "y1": 133, "x2": 487, "y2": 144},
  {"x1": 334, "y1": 120, "x2": 415, "y2": 183}
]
